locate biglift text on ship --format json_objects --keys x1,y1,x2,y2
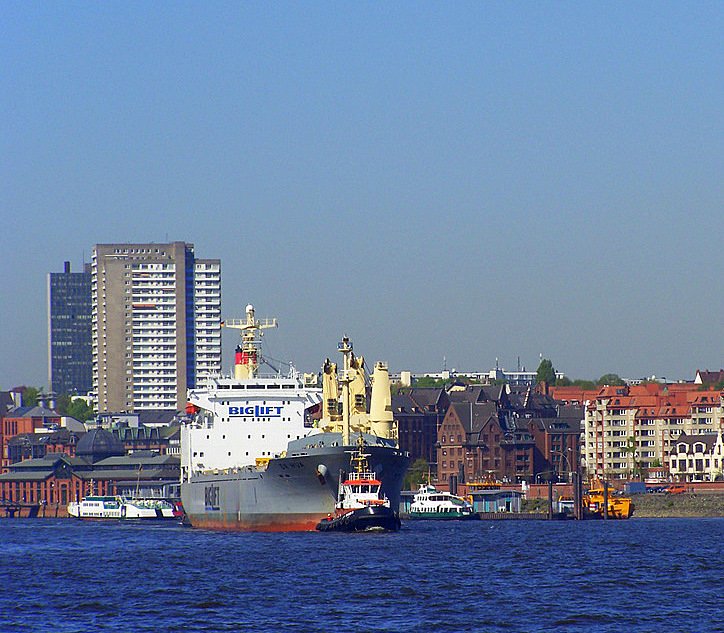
[{"x1": 228, "y1": 405, "x2": 284, "y2": 417}]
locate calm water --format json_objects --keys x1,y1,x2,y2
[{"x1": 1, "y1": 518, "x2": 722, "y2": 632}]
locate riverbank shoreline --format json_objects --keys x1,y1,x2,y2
[{"x1": 629, "y1": 492, "x2": 724, "y2": 518}]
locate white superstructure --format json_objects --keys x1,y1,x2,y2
[
  {"x1": 183, "y1": 374, "x2": 322, "y2": 475},
  {"x1": 181, "y1": 305, "x2": 322, "y2": 478}
]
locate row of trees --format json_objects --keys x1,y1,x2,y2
[
  {"x1": 536, "y1": 358, "x2": 626, "y2": 389},
  {"x1": 17, "y1": 386, "x2": 95, "y2": 423}
]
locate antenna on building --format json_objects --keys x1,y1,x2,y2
[
  {"x1": 517, "y1": 356, "x2": 520, "y2": 372},
  {"x1": 443, "y1": 356, "x2": 447, "y2": 372}
]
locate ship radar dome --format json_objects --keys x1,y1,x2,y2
[{"x1": 246, "y1": 304, "x2": 254, "y2": 313}]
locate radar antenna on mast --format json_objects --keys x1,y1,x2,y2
[{"x1": 222, "y1": 304, "x2": 278, "y2": 380}]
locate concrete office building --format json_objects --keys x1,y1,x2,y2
[
  {"x1": 92, "y1": 242, "x2": 221, "y2": 412},
  {"x1": 47, "y1": 261, "x2": 93, "y2": 396}
]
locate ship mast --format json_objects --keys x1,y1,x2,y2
[
  {"x1": 223, "y1": 304, "x2": 278, "y2": 380},
  {"x1": 337, "y1": 336, "x2": 353, "y2": 446}
]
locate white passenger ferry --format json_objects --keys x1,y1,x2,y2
[
  {"x1": 409, "y1": 484, "x2": 478, "y2": 519},
  {"x1": 68, "y1": 496, "x2": 181, "y2": 520}
]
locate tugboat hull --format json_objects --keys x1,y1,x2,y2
[{"x1": 316, "y1": 505, "x2": 401, "y2": 532}]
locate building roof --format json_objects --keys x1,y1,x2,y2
[
  {"x1": 5, "y1": 405, "x2": 59, "y2": 419},
  {"x1": 137, "y1": 410, "x2": 179, "y2": 426},
  {"x1": 669, "y1": 432, "x2": 720, "y2": 454},
  {"x1": 94, "y1": 453, "x2": 177, "y2": 467},
  {"x1": 696, "y1": 369, "x2": 724, "y2": 385},
  {"x1": 449, "y1": 401, "x2": 499, "y2": 434},
  {"x1": 7, "y1": 429, "x2": 84, "y2": 448},
  {"x1": 0, "y1": 391, "x2": 16, "y2": 415},
  {"x1": 405, "y1": 388, "x2": 447, "y2": 410},
  {"x1": 75, "y1": 428, "x2": 125, "y2": 461},
  {"x1": 4, "y1": 453, "x2": 88, "y2": 469}
]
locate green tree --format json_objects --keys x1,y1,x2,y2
[
  {"x1": 623, "y1": 436, "x2": 642, "y2": 479},
  {"x1": 21, "y1": 386, "x2": 40, "y2": 407},
  {"x1": 66, "y1": 399, "x2": 94, "y2": 423},
  {"x1": 597, "y1": 373, "x2": 626, "y2": 386},
  {"x1": 555, "y1": 376, "x2": 572, "y2": 387},
  {"x1": 536, "y1": 359, "x2": 556, "y2": 385},
  {"x1": 413, "y1": 376, "x2": 446, "y2": 388},
  {"x1": 404, "y1": 458, "x2": 430, "y2": 490},
  {"x1": 572, "y1": 379, "x2": 597, "y2": 390},
  {"x1": 55, "y1": 394, "x2": 72, "y2": 414}
]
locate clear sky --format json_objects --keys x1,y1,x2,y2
[{"x1": 1, "y1": 2, "x2": 722, "y2": 389}]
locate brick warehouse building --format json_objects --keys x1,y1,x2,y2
[
  {"x1": 393, "y1": 387, "x2": 449, "y2": 474},
  {"x1": 436, "y1": 385, "x2": 583, "y2": 486},
  {"x1": 0, "y1": 428, "x2": 179, "y2": 517},
  {"x1": 1, "y1": 404, "x2": 61, "y2": 472}
]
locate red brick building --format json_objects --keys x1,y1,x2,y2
[
  {"x1": 436, "y1": 385, "x2": 583, "y2": 487},
  {"x1": 393, "y1": 388, "x2": 449, "y2": 473},
  {"x1": 1, "y1": 405, "x2": 61, "y2": 472},
  {"x1": 0, "y1": 428, "x2": 180, "y2": 517}
]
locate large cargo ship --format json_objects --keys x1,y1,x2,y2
[{"x1": 180, "y1": 305, "x2": 409, "y2": 531}]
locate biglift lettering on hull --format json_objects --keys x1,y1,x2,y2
[{"x1": 228, "y1": 405, "x2": 284, "y2": 418}]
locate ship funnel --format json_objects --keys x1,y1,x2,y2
[{"x1": 370, "y1": 362, "x2": 394, "y2": 440}]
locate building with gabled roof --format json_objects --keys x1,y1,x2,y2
[
  {"x1": 1, "y1": 405, "x2": 62, "y2": 473},
  {"x1": 393, "y1": 388, "x2": 449, "y2": 473},
  {"x1": 434, "y1": 383, "x2": 584, "y2": 486},
  {"x1": 668, "y1": 431, "x2": 724, "y2": 482},
  {"x1": 694, "y1": 369, "x2": 724, "y2": 387}
]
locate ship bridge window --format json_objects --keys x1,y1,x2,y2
[
  {"x1": 269, "y1": 385, "x2": 279, "y2": 390},
  {"x1": 282, "y1": 384, "x2": 294, "y2": 389}
]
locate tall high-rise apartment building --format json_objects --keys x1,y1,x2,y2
[
  {"x1": 92, "y1": 242, "x2": 221, "y2": 412},
  {"x1": 47, "y1": 261, "x2": 93, "y2": 395}
]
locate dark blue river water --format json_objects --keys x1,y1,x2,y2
[{"x1": 1, "y1": 518, "x2": 722, "y2": 632}]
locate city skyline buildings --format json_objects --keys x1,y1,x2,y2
[
  {"x1": 47, "y1": 261, "x2": 92, "y2": 396},
  {"x1": 91, "y1": 242, "x2": 221, "y2": 412}
]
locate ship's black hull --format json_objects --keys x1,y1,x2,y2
[{"x1": 316, "y1": 505, "x2": 401, "y2": 532}]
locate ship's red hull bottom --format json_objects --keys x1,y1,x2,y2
[{"x1": 186, "y1": 513, "x2": 324, "y2": 532}]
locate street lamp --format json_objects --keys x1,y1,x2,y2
[{"x1": 551, "y1": 448, "x2": 574, "y2": 483}]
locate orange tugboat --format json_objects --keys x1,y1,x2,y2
[{"x1": 583, "y1": 482, "x2": 634, "y2": 519}]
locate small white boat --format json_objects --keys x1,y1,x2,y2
[
  {"x1": 67, "y1": 496, "x2": 123, "y2": 519},
  {"x1": 68, "y1": 496, "x2": 182, "y2": 520},
  {"x1": 409, "y1": 484, "x2": 478, "y2": 520}
]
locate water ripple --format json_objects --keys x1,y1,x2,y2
[{"x1": 0, "y1": 517, "x2": 722, "y2": 632}]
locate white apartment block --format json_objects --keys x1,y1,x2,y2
[
  {"x1": 581, "y1": 385, "x2": 723, "y2": 480},
  {"x1": 193, "y1": 260, "x2": 222, "y2": 382},
  {"x1": 92, "y1": 242, "x2": 221, "y2": 413}
]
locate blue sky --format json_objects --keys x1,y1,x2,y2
[{"x1": 1, "y1": 2, "x2": 722, "y2": 389}]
